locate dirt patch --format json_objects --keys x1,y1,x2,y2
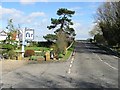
[{"x1": 0, "y1": 60, "x2": 28, "y2": 75}]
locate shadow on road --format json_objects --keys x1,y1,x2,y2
[
  {"x1": 75, "y1": 42, "x2": 119, "y2": 58},
  {"x1": 5, "y1": 71, "x2": 116, "y2": 89}
]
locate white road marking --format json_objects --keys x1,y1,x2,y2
[
  {"x1": 72, "y1": 58, "x2": 74, "y2": 61},
  {"x1": 95, "y1": 53, "x2": 118, "y2": 70},
  {"x1": 113, "y1": 56, "x2": 119, "y2": 59},
  {"x1": 103, "y1": 61, "x2": 118, "y2": 70},
  {"x1": 95, "y1": 54, "x2": 103, "y2": 62},
  {"x1": 68, "y1": 69, "x2": 71, "y2": 74},
  {"x1": 71, "y1": 60, "x2": 73, "y2": 64},
  {"x1": 68, "y1": 54, "x2": 75, "y2": 74},
  {"x1": 70, "y1": 64, "x2": 72, "y2": 68},
  {"x1": 85, "y1": 43, "x2": 118, "y2": 71}
]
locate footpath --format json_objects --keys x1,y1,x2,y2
[{"x1": 0, "y1": 60, "x2": 28, "y2": 75}]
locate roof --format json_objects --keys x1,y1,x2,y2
[{"x1": 0, "y1": 30, "x2": 7, "y2": 36}]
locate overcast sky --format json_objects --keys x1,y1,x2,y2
[{"x1": 0, "y1": 1, "x2": 103, "y2": 41}]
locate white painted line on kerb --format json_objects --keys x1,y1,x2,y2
[
  {"x1": 95, "y1": 54, "x2": 118, "y2": 70},
  {"x1": 71, "y1": 60, "x2": 73, "y2": 64},
  {"x1": 72, "y1": 58, "x2": 74, "y2": 61},
  {"x1": 68, "y1": 54, "x2": 75, "y2": 74},
  {"x1": 68, "y1": 69, "x2": 71, "y2": 74},
  {"x1": 70, "y1": 64, "x2": 72, "y2": 68}
]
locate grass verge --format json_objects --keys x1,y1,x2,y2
[
  {"x1": 16, "y1": 46, "x2": 50, "y2": 51},
  {"x1": 61, "y1": 43, "x2": 74, "y2": 62},
  {"x1": 25, "y1": 46, "x2": 50, "y2": 51}
]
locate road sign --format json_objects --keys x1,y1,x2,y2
[{"x1": 25, "y1": 29, "x2": 34, "y2": 40}]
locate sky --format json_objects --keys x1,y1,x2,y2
[{"x1": 0, "y1": 1, "x2": 103, "y2": 41}]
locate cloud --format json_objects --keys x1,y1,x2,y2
[
  {"x1": 0, "y1": 5, "x2": 47, "y2": 24},
  {"x1": 21, "y1": 12, "x2": 46, "y2": 25},
  {"x1": 68, "y1": 6, "x2": 85, "y2": 16},
  {"x1": 69, "y1": 7, "x2": 82, "y2": 11},
  {"x1": 20, "y1": 0, "x2": 37, "y2": 4},
  {"x1": 0, "y1": 5, "x2": 94, "y2": 41},
  {"x1": 20, "y1": 0, "x2": 48, "y2": 4},
  {"x1": 1, "y1": 0, "x2": 119, "y2": 3},
  {"x1": 0, "y1": 5, "x2": 24, "y2": 20},
  {"x1": 0, "y1": 5, "x2": 49, "y2": 41},
  {"x1": 29, "y1": 12, "x2": 46, "y2": 17},
  {"x1": 71, "y1": 21, "x2": 93, "y2": 40}
]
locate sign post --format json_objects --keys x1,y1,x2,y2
[
  {"x1": 21, "y1": 28, "x2": 34, "y2": 58},
  {"x1": 22, "y1": 28, "x2": 25, "y2": 58},
  {"x1": 25, "y1": 29, "x2": 34, "y2": 40}
]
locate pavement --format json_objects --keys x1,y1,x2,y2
[{"x1": 0, "y1": 41, "x2": 118, "y2": 89}]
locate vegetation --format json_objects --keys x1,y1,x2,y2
[
  {"x1": 29, "y1": 56, "x2": 44, "y2": 61},
  {"x1": 2, "y1": 19, "x2": 19, "y2": 59},
  {"x1": 46, "y1": 8, "x2": 75, "y2": 57},
  {"x1": 24, "y1": 50, "x2": 35, "y2": 57},
  {"x1": 1, "y1": 8, "x2": 75, "y2": 61},
  {"x1": 25, "y1": 46, "x2": 49, "y2": 51},
  {"x1": 43, "y1": 34, "x2": 57, "y2": 42},
  {"x1": 38, "y1": 41, "x2": 54, "y2": 48},
  {"x1": 90, "y1": 2, "x2": 120, "y2": 50},
  {"x1": 94, "y1": 34, "x2": 106, "y2": 45},
  {"x1": 62, "y1": 44, "x2": 74, "y2": 61}
]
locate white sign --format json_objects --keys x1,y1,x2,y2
[{"x1": 25, "y1": 29, "x2": 34, "y2": 40}]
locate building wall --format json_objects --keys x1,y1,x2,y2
[{"x1": 0, "y1": 35, "x2": 7, "y2": 41}]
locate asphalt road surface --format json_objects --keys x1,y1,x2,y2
[{"x1": 1, "y1": 41, "x2": 118, "y2": 89}]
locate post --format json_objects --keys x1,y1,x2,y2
[{"x1": 22, "y1": 28, "x2": 25, "y2": 58}]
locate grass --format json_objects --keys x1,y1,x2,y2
[
  {"x1": 61, "y1": 44, "x2": 74, "y2": 61},
  {"x1": 17, "y1": 46, "x2": 50, "y2": 51},
  {"x1": 0, "y1": 44, "x2": 2, "y2": 48},
  {"x1": 31, "y1": 43, "x2": 74, "y2": 63},
  {"x1": 62, "y1": 50, "x2": 72, "y2": 61},
  {"x1": 29, "y1": 56, "x2": 44, "y2": 61},
  {"x1": 25, "y1": 46, "x2": 50, "y2": 51},
  {"x1": 118, "y1": 48, "x2": 120, "y2": 52},
  {"x1": 15, "y1": 42, "x2": 75, "y2": 63}
]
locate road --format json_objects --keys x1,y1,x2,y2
[{"x1": 1, "y1": 41, "x2": 118, "y2": 88}]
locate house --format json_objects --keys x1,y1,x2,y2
[
  {"x1": 0, "y1": 30, "x2": 21, "y2": 45},
  {"x1": 0, "y1": 30, "x2": 30, "y2": 46},
  {"x1": 0, "y1": 30, "x2": 7, "y2": 41}
]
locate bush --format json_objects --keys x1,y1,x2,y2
[
  {"x1": 29, "y1": 56, "x2": 44, "y2": 61},
  {"x1": 38, "y1": 41, "x2": 54, "y2": 47},
  {"x1": 24, "y1": 50, "x2": 35, "y2": 57},
  {"x1": 29, "y1": 56, "x2": 37, "y2": 61},
  {"x1": 58, "y1": 53, "x2": 64, "y2": 58}
]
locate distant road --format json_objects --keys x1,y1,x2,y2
[{"x1": 1, "y1": 41, "x2": 118, "y2": 88}]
